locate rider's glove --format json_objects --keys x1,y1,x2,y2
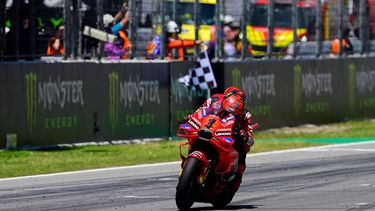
[
  {"x1": 238, "y1": 129, "x2": 249, "y2": 143},
  {"x1": 239, "y1": 129, "x2": 254, "y2": 147}
]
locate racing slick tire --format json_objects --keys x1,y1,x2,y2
[{"x1": 175, "y1": 157, "x2": 201, "y2": 210}]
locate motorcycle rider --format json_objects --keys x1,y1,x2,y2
[{"x1": 182, "y1": 87, "x2": 254, "y2": 194}]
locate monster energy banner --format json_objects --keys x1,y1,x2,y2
[
  {"x1": 103, "y1": 62, "x2": 170, "y2": 139},
  {"x1": 225, "y1": 61, "x2": 297, "y2": 128},
  {"x1": 2, "y1": 58, "x2": 375, "y2": 147},
  {"x1": 291, "y1": 60, "x2": 346, "y2": 123},
  {"x1": 225, "y1": 60, "x2": 348, "y2": 128},
  {"x1": 1, "y1": 62, "x2": 170, "y2": 147},
  {"x1": 2, "y1": 63, "x2": 94, "y2": 146},
  {"x1": 344, "y1": 58, "x2": 375, "y2": 118}
]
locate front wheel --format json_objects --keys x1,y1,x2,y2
[{"x1": 175, "y1": 157, "x2": 201, "y2": 210}]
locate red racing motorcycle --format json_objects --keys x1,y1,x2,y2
[{"x1": 175, "y1": 108, "x2": 248, "y2": 210}]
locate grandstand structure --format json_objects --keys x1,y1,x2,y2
[{"x1": 1, "y1": 0, "x2": 375, "y2": 61}]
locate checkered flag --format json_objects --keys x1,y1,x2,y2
[{"x1": 178, "y1": 49, "x2": 217, "y2": 90}]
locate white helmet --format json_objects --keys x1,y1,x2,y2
[
  {"x1": 223, "y1": 15, "x2": 234, "y2": 25},
  {"x1": 166, "y1": 21, "x2": 179, "y2": 33},
  {"x1": 103, "y1": 14, "x2": 114, "y2": 27}
]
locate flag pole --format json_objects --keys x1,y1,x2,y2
[{"x1": 202, "y1": 43, "x2": 211, "y2": 100}]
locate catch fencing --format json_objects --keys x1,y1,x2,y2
[{"x1": 2, "y1": 0, "x2": 375, "y2": 61}]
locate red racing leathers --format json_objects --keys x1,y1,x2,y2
[{"x1": 184, "y1": 94, "x2": 254, "y2": 180}]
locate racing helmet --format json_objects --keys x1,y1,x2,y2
[
  {"x1": 166, "y1": 21, "x2": 180, "y2": 33},
  {"x1": 222, "y1": 87, "x2": 246, "y2": 116},
  {"x1": 224, "y1": 87, "x2": 246, "y2": 101},
  {"x1": 221, "y1": 93, "x2": 244, "y2": 116}
]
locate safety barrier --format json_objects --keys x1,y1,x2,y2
[
  {"x1": 1, "y1": 58, "x2": 375, "y2": 147},
  {"x1": 224, "y1": 58, "x2": 375, "y2": 128}
]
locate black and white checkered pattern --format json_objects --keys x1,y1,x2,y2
[{"x1": 178, "y1": 49, "x2": 217, "y2": 90}]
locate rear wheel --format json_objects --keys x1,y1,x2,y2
[
  {"x1": 212, "y1": 173, "x2": 242, "y2": 208},
  {"x1": 211, "y1": 192, "x2": 235, "y2": 208},
  {"x1": 175, "y1": 157, "x2": 201, "y2": 210}
]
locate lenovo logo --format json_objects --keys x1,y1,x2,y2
[{"x1": 215, "y1": 132, "x2": 231, "y2": 136}]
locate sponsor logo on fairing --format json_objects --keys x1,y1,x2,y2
[
  {"x1": 224, "y1": 137, "x2": 233, "y2": 143},
  {"x1": 221, "y1": 116, "x2": 235, "y2": 123},
  {"x1": 188, "y1": 120, "x2": 200, "y2": 129},
  {"x1": 215, "y1": 131, "x2": 232, "y2": 136},
  {"x1": 202, "y1": 107, "x2": 207, "y2": 117},
  {"x1": 181, "y1": 124, "x2": 192, "y2": 129}
]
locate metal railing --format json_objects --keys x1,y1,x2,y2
[{"x1": 1, "y1": 0, "x2": 375, "y2": 62}]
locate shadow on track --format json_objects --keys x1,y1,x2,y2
[{"x1": 189, "y1": 204, "x2": 259, "y2": 210}]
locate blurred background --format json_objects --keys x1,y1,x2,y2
[{"x1": 1, "y1": 0, "x2": 374, "y2": 62}]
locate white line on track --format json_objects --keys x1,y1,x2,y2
[
  {"x1": 1, "y1": 140, "x2": 374, "y2": 182},
  {"x1": 248, "y1": 140, "x2": 375, "y2": 157},
  {"x1": 356, "y1": 203, "x2": 369, "y2": 206},
  {"x1": 302, "y1": 148, "x2": 375, "y2": 152}
]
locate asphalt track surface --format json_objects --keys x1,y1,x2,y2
[{"x1": 1, "y1": 141, "x2": 375, "y2": 211}]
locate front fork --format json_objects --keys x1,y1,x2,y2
[{"x1": 179, "y1": 141, "x2": 211, "y2": 185}]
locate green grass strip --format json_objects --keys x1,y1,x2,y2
[
  {"x1": 1, "y1": 120, "x2": 375, "y2": 178},
  {"x1": 257, "y1": 137, "x2": 375, "y2": 144},
  {"x1": 0, "y1": 141, "x2": 323, "y2": 179}
]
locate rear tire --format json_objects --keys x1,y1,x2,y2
[
  {"x1": 211, "y1": 192, "x2": 235, "y2": 208},
  {"x1": 212, "y1": 173, "x2": 241, "y2": 208},
  {"x1": 175, "y1": 157, "x2": 201, "y2": 210}
]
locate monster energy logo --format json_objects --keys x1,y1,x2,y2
[
  {"x1": 294, "y1": 65, "x2": 302, "y2": 115},
  {"x1": 109, "y1": 72, "x2": 119, "y2": 134},
  {"x1": 26, "y1": 72, "x2": 37, "y2": 134},
  {"x1": 231, "y1": 68, "x2": 241, "y2": 88},
  {"x1": 348, "y1": 63, "x2": 356, "y2": 114}
]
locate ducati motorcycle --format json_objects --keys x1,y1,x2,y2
[{"x1": 175, "y1": 108, "x2": 249, "y2": 210}]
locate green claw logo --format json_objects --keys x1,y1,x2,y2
[
  {"x1": 348, "y1": 63, "x2": 356, "y2": 113},
  {"x1": 109, "y1": 72, "x2": 119, "y2": 134},
  {"x1": 25, "y1": 72, "x2": 37, "y2": 134},
  {"x1": 294, "y1": 65, "x2": 302, "y2": 115},
  {"x1": 231, "y1": 68, "x2": 241, "y2": 88}
]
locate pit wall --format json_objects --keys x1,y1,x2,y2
[{"x1": 0, "y1": 58, "x2": 374, "y2": 147}]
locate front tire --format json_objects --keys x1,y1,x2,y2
[{"x1": 175, "y1": 157, "x2": 201, "y2": 210}]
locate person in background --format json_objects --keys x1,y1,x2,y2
[
  {"x1": 103, "y1": 14, "x2": 124, "y2": 60},
  {"x1": 146, "y1": 20, "x2": 201, "y2": 61},
  {"x1": 222, "y1": 19, "x2": 242, "y2": 58},
  {"x1": 329, "y1": 28, "x2": 354, "y2": 57},
  {"x1": 46, "y1": 25, "x2": 64, "y2": 56},
  {"x1": 111, "y1": 2, "x2": 129, "y2": 36},
  {"x1": 5, "y1": 0, "x2": 32, "y2": 60},
  {"x1": 207, "y1": 15, "x2": 244, "y2": 59},
  {"x1": 103, "y1": 2, "x2": 131, "y2": 60}
]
